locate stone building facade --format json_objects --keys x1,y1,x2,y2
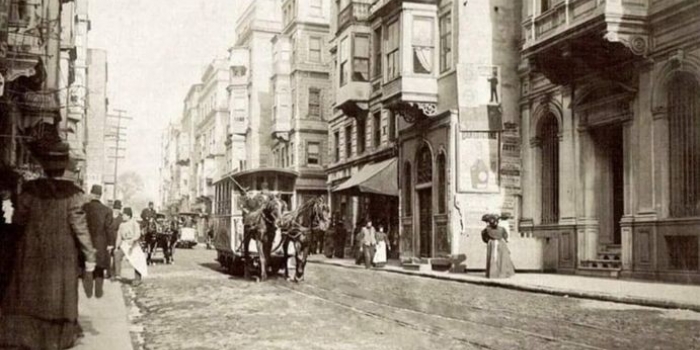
[{"x1": 519, "y1": 0, "x2": 700, "y2": 282}]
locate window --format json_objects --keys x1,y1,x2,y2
[
  {"x1": 437, "y1": 152, "x2": 446, "y2": 213},
  {"x1": 403, "y1": 163, "x2": 412, "y2": 216},
  {"x1": 307, "y1": 142, "x2": 320, "y2": 165},
  {"x1": 290, "y1": 143, "x2": 295, "y2": 165},
  {"x1": 345, "y1": 125, "x2": 352, "y2": 159},
  {"x1": 439, "y1": 13, "x2": 452, "y2": 73},
  {"x1": 309, "y1": 37, "x2": 321, "y2": 62},
  {"x1": 417, "y1": 144, "x2": 432, "y2": 184},
  {"x1": 334, "y1": 131, "x2": 340, "y2": 162},
  {"x1": 388, "y1": 110, "x2": 396, "y2": 141},
  {"x1": 541, "y1": 0, "x2": 551, "y2": 13},
  {"x1": 357, "y1": 118, "x2": 366, "y2": 154},
  {"x1": 353, "y1": 34, "x2": 370, "y2": 82},
  {"x1": 373, "y1": 27, "x2": 382, "y2": 79},
  {"x1": 386, "y1": 20, "x2": 400, "y2": 80},
  {"x1": 373, "y1": 112, "x2": 381, "y2": 148},
  {"x1": 413, "y1": 17, "x2": 434, "y2": 74},
  {"x1": 339, "y1": 37, "x2": 349, "y2": 86},
  {"x1": 540, "y1": 113, "x2": 559, "y2": 224},
  {"x1": 668, "y1": 73, "x2": 700, "y2": 218},
  {"x1": 308, "y1": 88, "x2": 321, "y2": 118}
]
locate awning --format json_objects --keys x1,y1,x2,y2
[{"x1": 333, "y1": 158, "x2": 397, "y2": 196}]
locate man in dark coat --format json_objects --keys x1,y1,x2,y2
[
  {"x1": 141, "y1": 201, "x2": 157, "y2": 222},
  {"x1": 108, "y1": 200, "x2": 123, "y2": 281},
  {"x1": 83, "y1": 185, "x2": 113, "y2": 298}
]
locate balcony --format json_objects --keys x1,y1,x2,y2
[
  {"x1": 369, "y1": 0, "x2": 437, "y2": 19},
  {"x1": 337, "y1": 1, "x2": 371, "y2": 35},
  {"x1": 381, "y1": 76, "x2": 438, "y2": 123},
  {"x1": 336, "y1": 80, "x2": 371, "y2": 119},
  {"x1": 522, "y1": 0, "x2": 650, "y2": 85}
]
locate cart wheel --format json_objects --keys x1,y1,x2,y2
[{"x1": 231, "y1": 256, "x2": 245, "y2": 277}]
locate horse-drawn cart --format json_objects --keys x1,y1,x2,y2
[{"x1": 142, "y1": 213, "x2": 178, "y2": 265}]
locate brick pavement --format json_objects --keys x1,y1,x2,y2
[{"x1": 308, "y1": 255, "x2": 700, "y2": 312}]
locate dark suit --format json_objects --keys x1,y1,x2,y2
[{"x1": 84, "y1": 199, "x2": 113, "y2": 274}]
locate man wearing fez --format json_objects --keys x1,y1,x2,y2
[
  {"x1": 108, "y1": 200, "x2": 124, "y2": 280},
  {"x1": 82, "y1": 185, "x2": 114, "y2": 298},
  {"x1": 141, "y1": 201, "x2": 157, "y2": 227}
]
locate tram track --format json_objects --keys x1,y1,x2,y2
[{"x1": 276, "y1": 281, "x2": 612, "y2": 350}]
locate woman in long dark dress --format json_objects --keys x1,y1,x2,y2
[
  {"x1": 0, "y1": 141, "x2": 96, "y2": 350},
  {"x1": 481, "y1": 214, "x2": 515, "y2": 279}
]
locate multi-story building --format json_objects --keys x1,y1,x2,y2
[
  {"x1": 181, "y1": 84, "x2": 202, "y2": 212},
  {"x1": 326, "y1": 0, "x2": 401, "y2": 254},
  {"x1": 270, "y1": 0, "x2": 332, "y2": 206},
  {"x1": 0, "y1": 0, "x2": 67, "y2": 180},
  {"x1": 213, "y1": 0, "x2": 287, "y2": 239},
  {"x1": 59, "y1": 0, "x2": 90, "y2": 188},
  {"x1": 328, "y1": 0, "x2": 525, "y2": 268},
  {"x1": 518, "y1": 0, "x2": 700, "y2": 282},
  {"x1": 85, "y1": 49, "x2": 110, "y2": 192},
  {"x1": 159, "y1": 123, "x2": 180, "y2": 213},
  {"x1": 191, "y1": 59, "x2": 229, "y2": 216}
]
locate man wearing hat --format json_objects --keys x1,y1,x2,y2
[
  {"x1": 108, "y1": 200, "x2": 124, "y2": 280},
  {"x1": 140, "y1": 201, "x2": 157, "y2": 228},
  {"x1": 82, "y1": 184, "x2": 114, "y2": 298}
]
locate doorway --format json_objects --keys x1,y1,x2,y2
[
  {"x1": 592, "y1": 125, "x2": 624, "y2": 245},
  {"x1": 418, "y1": 188, "x2": 432, "y2": 257}
]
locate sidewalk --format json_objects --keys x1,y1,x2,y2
[
  {"x1": 74, "y1": 276, "x2": 134, "y2": 350},
  {"x1": 308, "y1": 255, "x2": 700, "y2": 312}
]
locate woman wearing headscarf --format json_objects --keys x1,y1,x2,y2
[
  {"x1": 481, "y1": 213, "x2": 515, "y2": 279},
  {"x1": 0, "y1": 140, "x2": 97, "y2": 350},
  {"x1": 114, "y1": 207, "x2": 148, "y2": 285}
]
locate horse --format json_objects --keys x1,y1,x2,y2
[
  {"x1": 276, "y1": 196, "x2": 330, "y2": 282},
  {"x1": 143, "y1": 218, "x2": 178, "y2": 265},
  {"x1": 241, "y1": 193, "x2": 285, "y2": 281}
]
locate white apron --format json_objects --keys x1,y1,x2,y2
[
  {"x1": 120, "y1": 241, "x2": 148, "y2": 277},
  {"x1": 373, "y1": 241, "x2": 387, "y2": 265}
]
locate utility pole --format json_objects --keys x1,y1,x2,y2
[{"x1": 105, "y1": 109, "x2": 131, "y2": 201}]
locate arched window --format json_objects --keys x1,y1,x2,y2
[
  {"x1": 403, "y1": 162, "x2": 412, "y2": 216},
  {"x1": 668, "y1": 73, "x2": 700, "y2": 217},
  {"x1": 416, "y1": 144, "x2": 432, "y2": 184},
  {"x1": 437, "y1": 152, "x2": 446, "y2": 213},
  {"x1": 539, "y1": 113, "x2": 559, "y2": 224}
]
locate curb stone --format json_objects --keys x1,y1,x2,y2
[{"x1": 308, "y1": 259, "x2": 700, "y2": 313}]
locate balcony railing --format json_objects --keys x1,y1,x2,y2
[
  {"x1": 523, "y1": 0, "x2": 606, "y2": 49},
  {"x1": 337, "y1": 1, "x2": 370, "y2": 34}
]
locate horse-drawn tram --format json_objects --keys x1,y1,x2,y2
[{"x1": 212, "y1": 168, "x2": 330, "y2": 281}]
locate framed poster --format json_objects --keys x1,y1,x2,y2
[{"x1": 456, "y1": 129, "x2": 500, "y2": 193}]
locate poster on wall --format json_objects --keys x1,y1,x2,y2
[{"x1": 456, "y1": 129, "x2": 500, "y2": 193}]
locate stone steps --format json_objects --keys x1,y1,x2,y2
[
  {"x1": 578, "y1": 248, "x2": 622, "y2": 278},
  {"x1": 577, "y1": 266, "x2": 622, "y2": 278}
]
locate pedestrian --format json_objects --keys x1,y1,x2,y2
[
  {"x1": 108, "y1": 200, "x2": 124, "y2": 280},
  {"x1": 114, "y1": 207, "x2": 148, "y2": 286},
  {"x1": 373, "y1": 223, "x2": 389, "y2": 267},
  {"x1": 333, "y1": 214, "x2": 347, "y2": 259},
  {"x1": 0, "y1": 167, "x2": 20, "y2": 303},
  {"x1": 360, "y1": 218, "x2": 377, "y2": 269},
  {"x1": 82, "y1": 185, "x2": 113, "y2": 298},
  {"x1": 0, "y1": 140, "x2": 97, "y2": 350},
  {"x1": 481, "y1": 213, "x2": 515, "y2": 279}
]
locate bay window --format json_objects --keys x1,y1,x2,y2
[
  {"x1": 386, "y1": 20, "x2": 400, "y2": 80},
  {"x1": 439, "y1": 13, "x2": 452, "y2": 73},
  {"x1": 340, "y1": 37, "x2": 349, "y2": 86},
  {"x1": 353, "y1": 34, "x2": 370, "y2": 82},
  {"x1": 413, "y1": 17, "x2": 434, "y2": 74}
]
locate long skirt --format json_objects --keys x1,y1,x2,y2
[
  {"x1": 485, "y1": 239, "x2": 515, "y2": 279},
  {"x1": 373, "y1": 241, "x2": 387, "y2": 267}
]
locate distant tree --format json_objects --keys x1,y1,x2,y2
[{"x1": 117, "y1": 171, "x2": 144, "y2": 205}]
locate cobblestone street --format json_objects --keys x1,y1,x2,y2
[{"x1": 123, "y1": 248, "x2": 700, "y2": 350}]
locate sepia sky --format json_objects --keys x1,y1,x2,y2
[{"x1": 88, "y1": 1, "x2": 246, "y2": 201}]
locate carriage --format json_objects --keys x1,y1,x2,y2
[{"x1": 176, "y1": 212, "x2": 200, "y2": 249}]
